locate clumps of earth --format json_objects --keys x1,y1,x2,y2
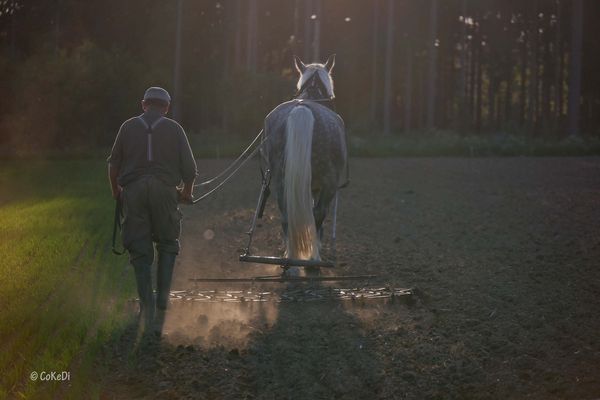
[{"x1": 99, "y1": 158, "x2": 600, "y2": 399}]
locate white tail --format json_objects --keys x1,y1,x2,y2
[{"x1": 284, "y1": 106, "x2": 319, "y2": 260}]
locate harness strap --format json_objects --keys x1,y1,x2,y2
[
  {"x1": 340, "y1": 129, "x2": 350, "y2": 188},
  {"x1": 294, "y1": 71, "x2": 335, "y2": 105},
  {"x1": 137, "y1": 116, "x2": 164, "y2": 162}
]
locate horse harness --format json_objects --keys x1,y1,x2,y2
[{"x1": 294, "y1": 71, "x2": 337, "y2": 112}]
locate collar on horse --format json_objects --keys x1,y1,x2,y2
[{"x1": 293, "y1": 71, "x2": 336, "y2": 111}]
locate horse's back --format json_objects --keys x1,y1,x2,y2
[
  {"x1": 264, "y1": 99, "x2": 344, "y2": 137},
  {"x1": 263, "y1": 99, "x2": 346, "y2": 176}
]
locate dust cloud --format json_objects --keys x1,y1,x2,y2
[{"x1": 160, "y1": 299, "x2": 279, "y2": 349}]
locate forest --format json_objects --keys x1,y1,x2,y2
[{"x1": 0, "y1": 0, "x2": 598, "y2": 153}]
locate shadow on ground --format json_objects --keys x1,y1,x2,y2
[{"x1": 99, "y1": 284, "x2": 397, "y2": 399}]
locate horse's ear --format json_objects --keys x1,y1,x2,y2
[
  {"x1": 324, "y1": 54, "x2": 336, "y2": 73},
  {"x1": 294, "y1": 55, "x2": 306, "y2": 74}
]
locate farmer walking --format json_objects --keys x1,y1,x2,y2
[{"x1": 108, "y1": 87, "x2": 197, "y2": 333}]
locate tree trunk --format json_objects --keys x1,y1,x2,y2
[
  {"x1": 553, "y1": 0, "x2": 562, "y2": 130},
  {"x1": 172, "y1": 0, "x2": 184, "y2": 122},
  {"x1": 292, "y1": 0, "x2": 300, "y2": 55},
  {"x1": 527, "y1": 0, "x2": 539, "y2": 133},
  {"x1": 468, "y1": 24, "x2": 476, "y2": 129},
  {"x1": 312, "y1": 0, "x2": 321, "y2": 62},
  {"x1": 557, "y1": 2, "x2": 565, "y2": 126},
  {"x1": 567, "y1": 0, "x2": 583, "y2": 136},
  {"x1": 426, "y1": 0, "x2": 438, "y2": 131},
  {"x1": 10, "y1": 0, "x2": 17, "y2": 59},
  {"x1": 557, "y1": 35, "x2": 565, "y2": 125},
  {"x1": 439, "y1": 39, "x2": 451, "y2": 128},
  {"x1": 403, "y1": 39, "x2": 413, "y2": 133},
  {"x1": 246, "y1": 0, "x2": 258, "y2": 73},
  {"x1": 519, "y1": 25, "x2": 528, "y2": 127},
  {"x1": 457, "y1": 0, "x2": 468, "y2": 131},
  {"x1": 475, "y1": 15, "x2": 483, "y2": 132},
  {"x1": 488, "y1": 76, "x2": 496, "y2": 131},
  {"x1": 55, "y1": 0, "x2": 61, "y2": 55},
  {"x1": 382, "y1": 0, "x2": 395, "y2": 135},
  {"x1": 234, "y1": 0, "x2": 243, "y2": 68},
  {"x1": 304, "y1": 0, "x2": 313, "y2": 60},
  {"x1": 370, "y1": 0, "x2": 380, "y2": 125},
  {"x1": 504, "y1": 66, "x2": 513, "y2": 128},
  {"x1": 222, "y1": 0, "x2": 235, "y2": 130},
  {"x1": 541, "y1": 37, "x2": 553, "y2": 133}
]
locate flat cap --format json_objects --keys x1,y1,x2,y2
[{"x1": 143, "y1": 87, "x2": 171, "y2": 103}]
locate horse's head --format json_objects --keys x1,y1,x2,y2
[{"x1": 294, "y1": 55, "x2": 335, "y2": 100}]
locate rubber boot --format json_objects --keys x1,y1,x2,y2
[
  {"x1": 133, "y1": 264, "x2": 155, "y2": 330},
  {"x1": 156, "y1": 252, "x2": 176, "y2": 311}
]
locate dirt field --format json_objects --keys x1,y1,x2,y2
[{"x1": 99, "y1": 157, "x2": 600, "y2": 400}]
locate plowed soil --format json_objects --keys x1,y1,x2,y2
[{"x1": 99, "y1": 157, "x2": 600, "y2": 400}]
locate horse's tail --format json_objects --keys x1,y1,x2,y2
[{"x1": 284, "y1": 105, "x2": 319, "y2": 260}]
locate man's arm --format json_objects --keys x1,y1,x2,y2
[
  {"x1": 108, "y1": 123, "x2": 125, "y2": 200},
  {"x1": 178, "y1": 125, "x2": 198, "y2": 203},
  {"x1": 109, "y1": 164, "x2": 122, "y2": 200}
]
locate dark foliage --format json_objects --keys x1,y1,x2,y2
[{"x1": 0, "y1": 0, "x2": 598, "y2": 153}]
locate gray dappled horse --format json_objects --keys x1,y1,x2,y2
[{"x1": 261, "y1": 55, "x2": 347, "y2": 275}]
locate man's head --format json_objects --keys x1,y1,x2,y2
[{"x1": 141, "y1": 87, "x2": 171, "y2": 115}]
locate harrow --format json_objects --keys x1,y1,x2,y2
[
  {"x1": 190, "y1": 167, "x2": 376, "y2": 284},
  {"x1": 171, "y1": 287, "x2": 413, "y2": 303}
]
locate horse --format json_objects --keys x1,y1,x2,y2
[{"x1": 261, "y1": 54, "x2": 348, "y2": 276}]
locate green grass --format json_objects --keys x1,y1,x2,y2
[
  {"x1": 0, "y1": 160, "x2": 135, "y2": 399},
  {"x1": 187, "y1": 130, "x2": 600, "y2": 158}
]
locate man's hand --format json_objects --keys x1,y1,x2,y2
[
  {"x1": 112, "y1": 185, "x2": 123, "y2": 200},
  {"x1": 177, "y1": 183, "x2": 194, "y2": 204},
  {"x1": 108, "y1": 165, "x2": 122, "y2": 200}
]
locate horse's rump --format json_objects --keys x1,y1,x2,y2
[{"x1": 262, "y1": 99, "x2": 347, "y2": 186}]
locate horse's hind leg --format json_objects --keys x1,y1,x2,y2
[
  {"x1": 302, "y1": 186, "x2": 335, "y2": 277},
  {"x1": 313, "y1": 186, "x2": 336, "y2": 239},
  {"x1": 273, "y1": 179, "x2": 288, "y2": 237},
  {"x1": 276, "y1": 181, "x2": 302, "y2": 277}
]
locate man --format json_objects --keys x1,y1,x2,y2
[{"x1": 108, "y1": 87, "x2": 197, "y2": 332}]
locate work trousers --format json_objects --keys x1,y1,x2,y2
[{"x1": 121, "y1": 175, "x2": 182, "y2": 267}]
